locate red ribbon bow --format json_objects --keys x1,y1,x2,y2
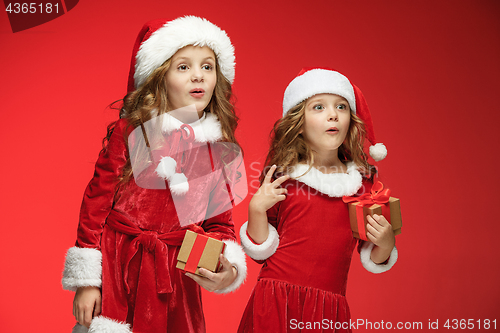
[{"x1": 342, "y1": 181, "x2": 391, "y2": 240}]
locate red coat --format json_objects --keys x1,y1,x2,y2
[
  {"x1": 238, "y1": 164, "x2": 398, "y2": 333},
  {"x1": 63, "y1": 113, "x2": 247, "y2": 333}
]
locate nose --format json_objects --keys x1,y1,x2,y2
[
  {"x1": 327, "y1": 107, "x2": 338, "y2": 121},
  {"x1": 191, "y1": 68, "x2": 204, "y2": 82}
]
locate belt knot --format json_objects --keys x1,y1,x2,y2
[{"x1": 138, "y1": 231, "x2": 158, "y2": 252}]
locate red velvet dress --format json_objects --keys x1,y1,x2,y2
[
  {"x1": 66, "y1": 113, "x2": 245, "y2": 333},
  {"x1": 239, "y1": 164, "x2": 379, "y2": 333}
]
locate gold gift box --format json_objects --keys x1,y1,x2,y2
[
  {"x1": 347, "y1": 197, "x2": 402, "y2": 239},
  {"x1": 176, "y1": 230, "x2": 225, "y2": 277}
]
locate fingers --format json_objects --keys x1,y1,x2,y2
[
  {"x1": 73, "y1": 287, "x2": 101, "y2": 328},
  {"x1": 264, "y1": 165, "x2": 290, "y2": 187},
  {"x1": 272, "y1": 174, "x2": 290, "y2": 187},
  {"x1": 369, "y1": 214, "x2": 390, "y2": 226},
  {"x1": 94, "y1": 294, "x2": 102, "y2": 317},
  {"x1": 277, "y1": 194, "x2": 287, "y2": 202},
  {"x1": 198, "y1": 267, "x2": 217, "y2": 281},
  {"x1": 84, "y1": 306, "x2": 93, "y2": 328},
  {"x1": 186, "y1": 272, "x2": 205, "y2": 284},
  {"x1": 263, "y1": 165, "x2": 277, "y2": 184},
  {"x1": 366, "y1": 215, "x2": 380, "y2": 232},
  {"x1": 218, "y1": 254, "x2": 231, "y2": 270},
  {"x1": 186, "y1": 255, "x2": 237, "y2": 292},
  {"x1": 366, "y1": 214, "x2": 395, "y2": 248},
  {"x1": 186, "y1": 271, "x2": 218, "y2": 292}
]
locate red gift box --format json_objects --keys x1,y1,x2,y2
[{"x1": 343, "y1": 182, "x2": 402, "y2": 240}]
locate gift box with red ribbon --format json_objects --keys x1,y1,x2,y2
[
  {"x1": 342, "y1": 182, "x2": 402, "y2": 241},
  {"x1": 176, "y1": 230, "x2": 226, "y2": 276}
]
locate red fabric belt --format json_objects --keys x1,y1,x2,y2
[{"x1": 105, "y1": 210, "x2": 221, "y2": 294}]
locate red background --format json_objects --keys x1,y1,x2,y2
[{"x1": 1, "y1": 0, "x2": 499, "y2": 332}]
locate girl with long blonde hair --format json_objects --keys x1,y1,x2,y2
[
  {"x1": 239, "y1": 68, "x2": 397, "y2": 333},
  {"x1": 62, "y1": 16, "x2": 247, "y2": 333}
]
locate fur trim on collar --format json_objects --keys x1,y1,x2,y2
[
  {"x1": 288, "y1": 162, "x2": 363, "y2": 197},
  {"x1": 161, "y1": 111, "x2": 223, "y2": 143}
]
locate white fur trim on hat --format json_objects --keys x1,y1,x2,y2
[
  {"x1": 283, "y1": 69, "x2": 356, "y2": 116},
  {"x1": 360, "y1": 242, "x2": 398, "y2": 274},
  {"x1": 62, "y1": 247, "x2": 102, "y2": 291},
  {"x1": 88, "y1": 316, "x2": 132, "y2": 333},
  {"x1": 369, "y1": 143, "x2": 387, "y2": 162},
  {"x1": 288, "y1": 162, "x2": 363, "y2": 197},
  {"x1": 156, "y1": 156, "x2": 177, "y2": 180},
  {"x1": 214, "y1": 240, "x2": 247, "y2": 293},
  {"x1": 135, "y1": 16, "x2": 235, "y2": 88},
  {"x1": 239, "y1": 221, "x2": 280, "y2": 260}
]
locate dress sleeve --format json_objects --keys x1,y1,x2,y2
[
  {"x1": 62, "y1": 119, "x2": 129, "y2": 291},
  {"x1": 201, "y1": 143, "x2": 247, "y2": 294},
  {"x1": 239, "y1": 200, "x2": 281, "y2": 262}
]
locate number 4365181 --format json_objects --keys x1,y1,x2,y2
[
  {"x1": 5, "y1": 3, "x2": 60, "y2": 14},
  {"x1": 444, "y1": 319, "x2": 496, "y2": 330}
]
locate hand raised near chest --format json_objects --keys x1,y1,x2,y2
[{"x1": 249, "y1": 165, "x2": 289, "y2": 213}]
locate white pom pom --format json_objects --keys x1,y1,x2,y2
[
  {"x1": 369, "y1": 143, "x2": 387, "y2": 162},
  {"x1": 169, "y1": 173, "x2": 189, "y2": 195},
  {"x1": 156, "y1": 156, "x2": 177, "y2": 180}
]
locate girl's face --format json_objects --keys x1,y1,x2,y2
[
  {"x1": 165, "y1": 45, "x2": 217, "y2": 115},
  {"x1": 301, "y1": 93, "x2": 351, "y2": 157}
]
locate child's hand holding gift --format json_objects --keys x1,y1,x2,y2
[{"x1": 366, "y1": 214, "x2": 396, "y2": 264}]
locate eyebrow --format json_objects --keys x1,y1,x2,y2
[
  {"x1": 173, "y1": 56, "x2": 215, "y2": 62},
  {"x1": 307, "y1": 97, "x2": 325, "y2": 104}
]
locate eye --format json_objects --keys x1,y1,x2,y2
[
  {"x1": 202, "y1": 64, "x2": 213, "y2": 71},
  {"x1": 336, "y1": 103, "x2": 348, "y2": 110},
  {"x1": 313, "y1": 104, "x2": 324, "y2": 111},
  {"x1": 177, "y1": 64, "x2": 188, "y2": 71}
]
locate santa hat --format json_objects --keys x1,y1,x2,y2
[
  {"x1": 282, "y1": 68, "x2": 387, "y2": 162},
  {"x1": 127, "y1": 16, "x2": 235, "y2": 93}
]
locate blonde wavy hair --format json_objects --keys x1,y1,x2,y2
[
  {"x1": 103, "y1": 55, "x2": 239, "y2": 186},
  {"x1": 261, "y1": 99, "x2": 376, "y2": 182}
]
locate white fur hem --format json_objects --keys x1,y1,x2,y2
[
  {"x1": 360, "y1": 242, "x2": 398, "y2": 274},
  {"x1": 214, "y1": 240, "x2": 247, "y2": 293},
  {"x1": 239, "y1": 221, "x2": 279, "y2": 260},
  {"x1": 85, "y1": 316, "x2": 132, "y2": 333},
  {"x1": 62, "y1": 247, "x2": 102, "y2": 291}
]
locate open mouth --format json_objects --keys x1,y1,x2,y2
[
  {"x1": 190, "y1": 88, "x2": 205, "y2": 97},
  {"x1": 326, "y1": 127, "x2": 339, "y2": 133}
]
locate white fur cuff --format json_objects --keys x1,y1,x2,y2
[
  {"x1": 214, "y1": 240, "x2": 247, "y2": 294},
  {"x1": 360, "y1": 242, "x2": 398, "y2": 274},
  {"x1": 62, "y1": 247, "x2": 102, "y2": 291},
  {"x1": 239, "y1": 222, "x2": 279, "y2": 260}
]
